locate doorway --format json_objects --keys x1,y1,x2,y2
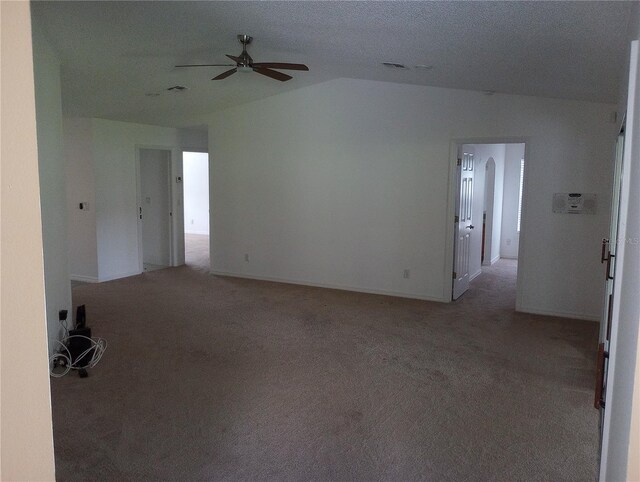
[
  {"x1": 451, "y1": 142, "x2": 527, "y2": 302},
  {"x1": 137, "y1": 148, "x2": 173, "y2": 272},
  {"x1": 182, "y1": 151, "x2": 210, "y2": 270}
]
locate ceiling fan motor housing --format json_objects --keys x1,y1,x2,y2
[{"x1": 236, "y1": 34, "x2": 253, "y2": 68}]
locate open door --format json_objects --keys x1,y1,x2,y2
[
  {"x1": 138, "y1": 148, "x2": 172, "y2": 270},
  {"x1": 453, "y1": 147, "x2": 475, "y2": 299},
  {"x1": 182, "y1": 151, "x2": 210, "y2": 268},
  {"x1": 596, "y1": 130, "x2": 624, "y2": 447},
  {"x1": 598, "y1": 40, "x2": 640, "y2": 481}
]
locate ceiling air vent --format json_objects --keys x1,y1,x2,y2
[{"x1": 382, "y1": 62, "x2": 407, "y2": 69}]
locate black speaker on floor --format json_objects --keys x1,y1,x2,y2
[
  {"x1": 69, "y1": 305, "x2": 92, "y2": 377},
  {"x1": 76, "y1": 304, "x2": 86, "y2": 329}
]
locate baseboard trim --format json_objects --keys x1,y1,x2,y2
[
  {"x1": 482, "y1": 255, "x2": 501, "y2": 267},
  {"x1": 210, "y1": 270, "x2": 448, "y2": 303},
  {"x1": 501, "y1": 255, "x2": 518, "y2": 260},
  {"x1": 98, "y1": 270, "x2": 142, "y2": 282},
  {"x1": 185, "y1": 231, "x2": 209, "y2": 236},
  {"x1": 70, "y1": 274, "x2": 99, "y2": 283},
  {"x1": 516, "y1": 304, "x2": 599, "y2": 322},
  {"x1": 470, "y1": 269, "x2": 482, "y2": 281}
]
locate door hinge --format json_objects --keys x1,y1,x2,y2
[
  {"x1": 594, "y1": 343, "x2": 609, "y2": 410},
  {"x1": 452, "y1": 271, "x2": 457, "y2": 279},
  {"x1": 455, "y1": 215, "x2": 459, "y2": 223},
  {"x1": 457, "y1": 158, "x2": 462, "y2": 166},
  {"x1": 606, "y1": 253, "x2": 615, "y2": 280},
  {"x1": 601, "y1": 238, "x2": 610, "y2": 263}
]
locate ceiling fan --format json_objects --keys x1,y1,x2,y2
[{"x1": 175, "y1": 34, "x2": 309, "y2": 82}]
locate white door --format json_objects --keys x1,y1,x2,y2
[
  {"x1": 596, "y1": 132, "x2": 624, "y2": 429},
  {"x1": 453, "y1": 148, "x2": 475, "y2": 300},
  {"x1": 598, "y1": 40, "x2": 640, "y2": 481},
  {"x1": 596, "y1": 131, "x2": 625, "y2": 462},
  {"x1": 139, "y1": 149, "x2": 172, "y2": 268}
]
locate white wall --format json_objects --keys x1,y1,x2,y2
[
  {"x1": 1, "y1": 2, "x2": 56, "y2": 479},
  {"x1": 183, "y1": 152, "x2": 210, "y2": 235},
  {"x1": 483, "y1": 149, "x2": 506, "y2": 266},
  {"x1": 501, "y1": 144, "x2": 525, "y2": 259},
  {"x1": 94, "y1": 120, "x2": 173, "y2": 279},
  {"x1": 206, "y1": 78, "x2": 616, "y2": 319},
  {"x1": 64, "y1": 118, "x2": 207, "y2": 281},
  {"x1": 64, "y1": 117, "x2": 98, "y2": 280},
  {"x1": 32, "y1": 12, "x2": 72, "y2": 356}
]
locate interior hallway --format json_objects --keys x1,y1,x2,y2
[
  {"x1": 52, "y1": 258, "x2": 599, "y2": 481},
  {"x1": 185, "y1": 233, "x2": 210, "y2": 271}
]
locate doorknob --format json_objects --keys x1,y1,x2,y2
[{"x1": 466, "y1": 225, "x2": 475, "y2": 229}]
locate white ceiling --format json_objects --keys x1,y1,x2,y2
[{"x1": 32, "y1": 1, "x2": 633, "y2": 128}]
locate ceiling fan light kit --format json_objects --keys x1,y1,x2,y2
[{"x1": 175, "y1": 34, "x2": 309, "y2": 82}]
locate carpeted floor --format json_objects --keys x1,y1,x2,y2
[
  {"x1": 185, "y1": 233, "x2": 210, "y2": 273},
  {"x1": 51, "y1": 253, "x2": 600, "y2": 481}
]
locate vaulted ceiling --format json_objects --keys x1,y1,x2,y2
[{"x1": 32, "y1": 1, "x2": 632, "y2": 127}]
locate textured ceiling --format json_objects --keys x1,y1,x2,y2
[{"x1": 32, "y1": 1, "x2": 632, "y2": 127}]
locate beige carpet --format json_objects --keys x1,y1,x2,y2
[
  {"x1": 185, "y1": 233, "x2": 210, "y2": 273},
  {"x1": 52, "y1": 257, "x2": 599, "y2": 481}
]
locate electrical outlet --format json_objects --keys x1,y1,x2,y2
[
  {"x1": 244, "y1": 254, "x2": 249, "y2": 262},
  {"x1": 403, "y1": 269, "x2": 410, "y2": 279}
]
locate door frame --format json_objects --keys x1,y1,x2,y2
[
  {"x1": 179, "y1": 148, "x2": 210, "y2": 266},
  {"x1": 445, "y1": 137, "x2": 530, "y2": 304},
  {"x1": 135, "y1": 145, "x2": 175, "y2": 273}
]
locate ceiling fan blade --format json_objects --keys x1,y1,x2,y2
[
  {"x1": 175, "y1": 63, "x2": 235, "y2": 68},
  {"x1": 252, "y1": 67, "x2": 292, "y2": 82},
  {"x1": 225, "y1": 54, "x2": 242, "y2": 63},
  {"x1": 212, "y1": 68, "x2": 237, "y2": 80},
  {"x1": 252, "y1": 62, "x2": 309, "y2": 71}
]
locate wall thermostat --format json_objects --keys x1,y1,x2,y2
[{"x1": 552, "y1": 193, "x2": 597, "y2": 214}]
